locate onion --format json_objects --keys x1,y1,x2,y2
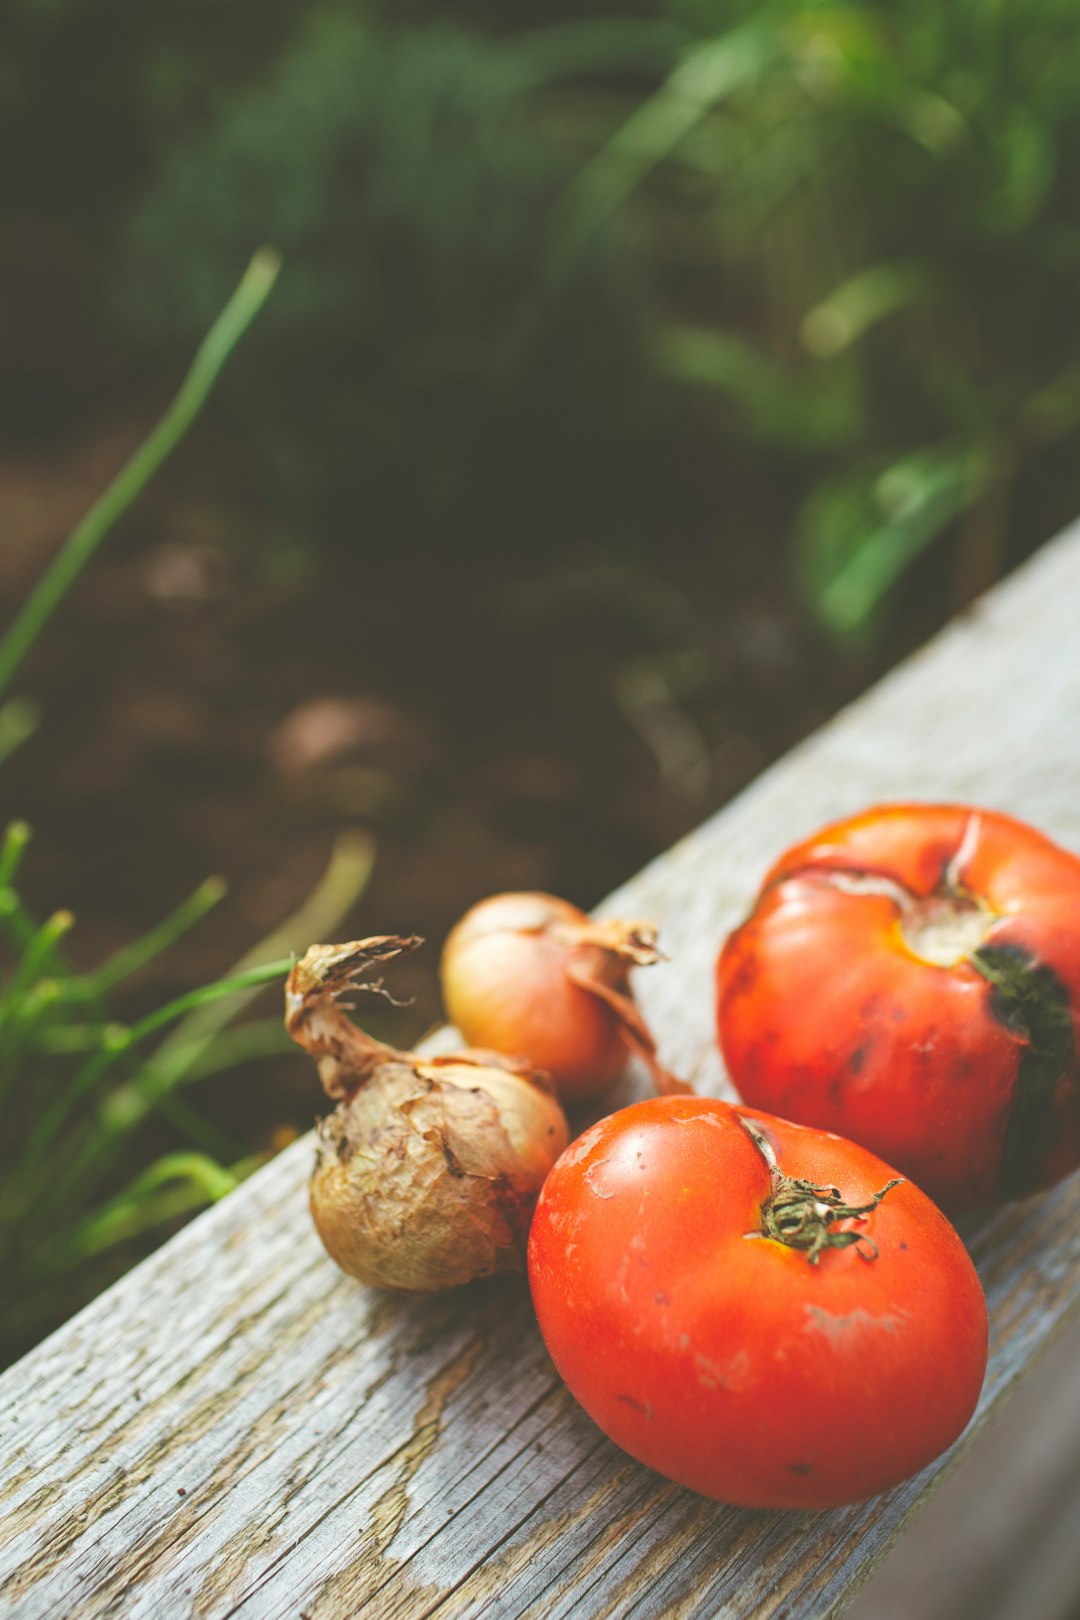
[
  {"x1": 285, "y1": 936, "x2": 569, "y2": 1292},
  {"x1": 440, "y1": 892, "x2": 688, "y2": 1104}
]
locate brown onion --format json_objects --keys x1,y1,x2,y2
[
  {"x1": 285, "y1": 936, "x2": 569, "y2": 1292},
  {"x1": 440, "y1": 891, "x2": 688, "y2": 1104}
]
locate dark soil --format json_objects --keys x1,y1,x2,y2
[{"x1": 0, "y1": 406, "x2": 945, "y2": 1152}]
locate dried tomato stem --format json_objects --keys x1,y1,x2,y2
[
  {"x1": 738, "y1": 1116, "x2": 902, "y2": 1264},
  {"x1": 284, "y1": 936, "x2": 423, "y2": 1100}
]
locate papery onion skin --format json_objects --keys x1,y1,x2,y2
[
  {"x1": 441, "y1": 892, "x2": 663, "y2": 1104},
  {"x1": 287, "y1": 936, "x2": 570, "y2": 1293},
  {"x1": 310, "y1": 1056, "x2": 569, "y2": 1292}
]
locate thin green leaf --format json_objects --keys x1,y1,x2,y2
[
  {"x1": 0, "y1": 247, "x2": 281, "y2": 705},
  {"x1": 555, "y1": 21, "x2": 778, "y2": 244},
  {"x1": 0, "y1": 821, "x2": 32, "y2": 893},
  {"x1": 801, "y1": 262, "x2": 935, "y2": 358},
  {"x1": 88, "y1": 876, "x2": 227, "y2": 994},
  {"x1": 800, "y1": 445, "x2": 994, "y2": 635},
  {"x1": 41, "y1": 830, "x2": 374, "y2": 1211},
  {"x1": 21, "y1": 958, "x2": 292, "y2": 1174},
  {"x1": 56, "y1": 1153, "x2": 239, "y2": 1263},
  {"x1": 0, "y1": 699, "x2": 40, "y2": 767},
  {"x1": 659, "y1": 325, "x2": 861, "y2": 449}
]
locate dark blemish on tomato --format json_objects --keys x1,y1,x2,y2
[
  {"x1": 654, "y1": 1290, "x2": 671, "y2": 1305},
  {"x1": 826, "y1": 1073, "x2": 846, "y2": 1107},
  {"x1": 849, "y1": 1043, "x2": 869, "y2": 1076},
  {"x1": 618, "y1": 1393, "x2": 654, "y2": 1421},
  {"x1": 899, "y1": 1241, "x2": 909, "y2": 1251},
  {"x1": 890, "y1": 1004, "x2": 909, "y2": 1024},
  {"x1": 787, "y1": 1462, "x2": 813, "y2": 1476},
  {"x1": 727, "y1": 953, "x2": 760, "y2": 999}
]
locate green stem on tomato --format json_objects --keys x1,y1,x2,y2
[{"x1": 738, "y1": 1115, "x2": 902, "y2": 1265}]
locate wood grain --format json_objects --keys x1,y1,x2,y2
[{"x1": 4, "y1": 522, "x2": 1080, "y2": 1618}]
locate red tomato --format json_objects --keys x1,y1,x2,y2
[
  {"x1": 528, "y1": 1097, "x2": 987, "y2": 1509},
  {"x1": 717, "y1": 804, "x2": 1080, "y2": 1210}
]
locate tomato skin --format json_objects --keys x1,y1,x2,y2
[
  {"x1": 717, "y1": 804, "x2": 1080, "y2": 1210},
  {"x1": 528, "y1": 1097, "x2": 987, "y2": 1510}
]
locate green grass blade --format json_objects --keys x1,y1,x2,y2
[
  {"x1": 39, "y1": 829, "x2": 374, "y2": 1208},
  {"x1": 555, "y1": 23, "x2": 777, "y2": 245},
  {"x1": 0, "y1": 699, "x2": 41, "y2": 767},
  {"x1": 0, "y1": 821, "x2": 32, "y2": 892},
  {"x1": 54, "y1": 1153, "x2": 240, "y2": 1263},
  {"x1": 88, "y1": 877, "x2": 228, "y2": 995},
  {"x1": 801, "y1": 445, "x2": 994, "y2": 635},
  {"x1": 801, "y1": 262, "x2": 935, "y2": 358},
  {"x1": 150, "y1": 1016, "x2": 291, "y2": 1084},
  {"x1": 21, "y1": 958, "x2": 292, "y2": 1174},
  {"x1": 0, "y1": 247, "x2": 281, "y2": 704},
  {"x1": 149, "y1": 827, "x2": 375, "y2": 1088}
]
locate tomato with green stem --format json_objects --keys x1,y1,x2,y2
[
  {"x1": 529, "y1": 1096, "x2": 987, "y2": 1509},
  {"x1": 716, "y1": 804, "x2": 1080, "y2": 1211}
]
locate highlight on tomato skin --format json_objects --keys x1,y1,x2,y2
[
  {"x1": 715, "y1": 803, "x2": 1080, "y2": 1212},
  {"x1": 528, "y1": 1096, "x2": 988, "y2": 1511}
]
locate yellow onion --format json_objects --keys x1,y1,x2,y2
[
  {"x1": 285, "y1": 936, "x2": 569, "y2": 1292},
  {"x1": 440, "y1": 891, "x2": 688, "y2": 1104}
]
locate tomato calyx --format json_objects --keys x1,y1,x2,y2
[
  {"x1": 738, "y1": 1117, "x2": 903, "y2": 1265},
  {"x1": 971, "y1": 943, "x2": 1075, "y2": 1199}
]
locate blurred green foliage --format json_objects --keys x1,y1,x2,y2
[
  {"x1": 115, "y1": 20, "x2": 660, "y2": 544},
  {"x1": 0, "y1": 255, "x2": 375, "y2": 1368},
  {"x1": 0, "y1": 829, "x2": 283, "y2": 1366},
  {"x1": 626, "y1": 0, "x2": 1080, "y2": 629},
  {"x1": 4, "y1": 0, "x2": 1080, "y2": 625},
  {"x1": 0, "y1": 819, "x2": 373, "y2": 1367}
]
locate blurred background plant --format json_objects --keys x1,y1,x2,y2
[
  {"x1": 0, "y1": 254, "x2": 373, "y2": 1367},
  {"x1": 6, "y1": 0, "x2": 1078, "y2": 624},
  {"x1": 4, "y1": 0, "x2": 1080, "y2": 1360},
  {"x1": 114, "y1": 19, "x2": 665, "y2": 545},
  {"x1": 626, "y1": 0, "x2": 1080, "y2": 631}
]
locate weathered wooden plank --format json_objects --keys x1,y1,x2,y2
[
  {"x1": 3, "y1": 522, "x2": 1080, "y2": 1618},
  {"x1": 847, "y1": 1303, "x2": 1080, "y2": 1620}
]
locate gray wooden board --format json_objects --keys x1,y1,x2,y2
[
  {"x1": 847, "y1": 1302, "x2": 1080, "y2": 1620},
  {"x1": 3, "y1": 521, "x2": 1080, "y2": 1618}
]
